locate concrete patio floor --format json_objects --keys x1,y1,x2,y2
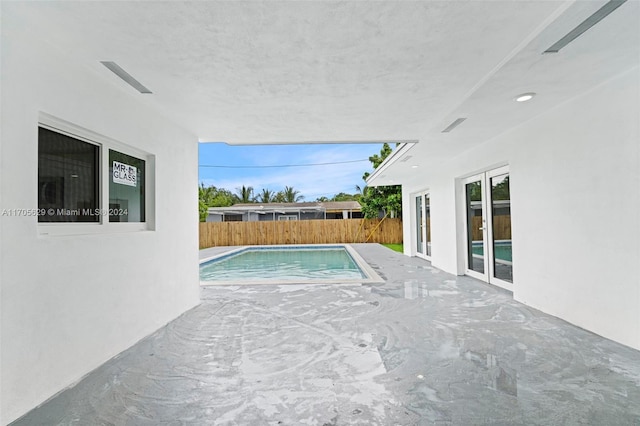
[{"x1": 12, "y1": 244, "x2": 640, "y2": 425}]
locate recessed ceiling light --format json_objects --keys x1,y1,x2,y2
[
  {"x1": 411, "y1": 165, "x2": 419, "y2": 169},
  {"x1": 515, "y1": 92, "x2": 536, "y2": 102}
]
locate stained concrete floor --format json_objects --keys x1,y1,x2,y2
[{"x1": 12, "y1": 244, "x2": 640, "y2": 425}]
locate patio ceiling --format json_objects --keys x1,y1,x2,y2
[
  {"x1": 3, "y1": 1, "x2": 638, "y2": 174},
  {"x1": 367, "y1": 0, "x2": 639, "y2": 187}
]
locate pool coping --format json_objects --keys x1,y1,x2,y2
[{"x1": 199, "y1": 244, "x2": 385, "y2": 286}]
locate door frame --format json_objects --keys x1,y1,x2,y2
[
  {"x1": 460, "y1": 166, "x2": 512, "y2": 290},
  {"x1": 461, "y1": 173, "x2": 489, "y2": 282},
  {"x1": 412, "y1": 190, "x2": 431, "y2": 260}
]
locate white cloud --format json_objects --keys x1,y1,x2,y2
[{"x1": 199, "y1": 143, "x2": 382, "y2": 200}]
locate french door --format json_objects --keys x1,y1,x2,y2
[
  {"x1": 415, "y1": 192, "x2": 431, "y2": 259},
  {"x1": 462, "y1": 166, "x2": 512, "y2": 288}
]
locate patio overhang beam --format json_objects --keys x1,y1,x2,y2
[{"x1": 366, "y1": 142, "x2": 417, "y2": 186}]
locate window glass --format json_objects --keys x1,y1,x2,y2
[
  {"x1": 109, "y1": 150, "x2": 145, "y2": 222},
  {"x1": 425, "y1": 194, "x2": 431, "y2": 256},
  {"x1": 491, "y1": 173, "x2": 512, "y2": 282},
  {"x1": 415, "y1": 195, "x2": 423, "y2": 254},
  {"x1": 466, "y1": 180, "x2": 484, "y2": 274},
  {"x1": 38, "y1": 127, "x2": 99, "y2": 222}
]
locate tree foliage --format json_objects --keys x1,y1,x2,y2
[
  {"x1": 359, "y1": 143, "x2": 402, "y2": 219},
  {"x1": 256, "y1": 188, "x2": 276, "y2": 203},
  {"x1": 279, "y1": 186, "x2": 304, "y2": 203},
  {"x1": 492, "y1": 175, "x2": 510, "y2": 200},
  {"x1": 199, "y1": 181, "x2": 370, "y2": 222},
  {"x1": 198, "y1": 183, "x2": 236, "y2": 221},
  {"x1": 366, "y1": 143, "x2": 392, "y2": 170},
  {"x1": 315, "y1": 192, "x2": 360, "y2": 202},
  {"x1": 465, "y1": 176, "x2": 510, "y2": 203},
  {"x1": 332, "y1": 192, "x2": 360, "y2": 202},
  {"x1": 235, "y1": 185, "x2": 255, "y2": 203}
]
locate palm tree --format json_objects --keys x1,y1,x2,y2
[
  {"x1": 281, "y1": 186, "x2": 304, "y2": 203},
  {"x1": 257, "y1": 188, "x2": 275, "y2": 203},
  {"x1": 355, "y1": 184, "x2": 368, "y2": 200},
  {"x1": 235, "y1": 185, "x2": 255, "y2": 203},
  {"x1": 273, "y1": 191, "x2": 285, "y2": 203}
]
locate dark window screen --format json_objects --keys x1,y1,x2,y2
[{"x1": 38, "y1": 127, "x2": 99, "y2": 222}]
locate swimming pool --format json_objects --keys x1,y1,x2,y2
[
  {"x1": 471, "y1": 240, "x2": 512, "y2": 262},
  {"x1": 200, "y1": 245, "x2": 384, "y2": 285}
]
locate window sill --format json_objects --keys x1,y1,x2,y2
[{"x1": 38, "y1": 222, "x2": 151, "y2": 237}]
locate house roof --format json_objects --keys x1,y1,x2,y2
[
  {"x1": 208, "y1": 201, "x2": 361, "y2": 214},
  {"x1": 320, "y1": 201, "x2": 362, "y2": 212}
]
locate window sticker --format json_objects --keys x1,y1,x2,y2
[{"x1": 112, "y1": 161, "x2": 137, "y2": 187}]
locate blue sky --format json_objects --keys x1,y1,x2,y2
[{"x1": 198, "y1": 143, "x2": 385, "y2": 201}]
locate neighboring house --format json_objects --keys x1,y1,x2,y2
[{"x1": 206, "y1": 201, "x2": 363, "y2": 222}]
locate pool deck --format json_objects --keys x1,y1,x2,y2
[{"x1": 12, "y1": 244, "x2": 640, "y2": 425}]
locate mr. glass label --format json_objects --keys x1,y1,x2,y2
[{"x1": 112, "y1": 161, "x2": 137, "y2": 187}]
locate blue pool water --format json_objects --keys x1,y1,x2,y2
[
  {"x1": 472, "y1": 241, "x2": 512, "y2": 262},
  {"x1": 200, "y1": 246, "x2": 367, "y2": 282}
]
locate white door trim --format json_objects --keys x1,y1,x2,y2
[
  {"x1": 412, "y1": 190, "x2": 431, "y2": 260},
  {"x1": 460, "y1": 166, "x2": 513, "y2": 290}
]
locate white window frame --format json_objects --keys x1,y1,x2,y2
[{"x1": 37, "y1": 113, "x2": 155, "y2": 236}]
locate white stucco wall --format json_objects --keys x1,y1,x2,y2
[
  {"x1": 402, "y1": 68, "x2": 640, "y2": 350},
  {"x1": 1, "y1": 24, "x2": 200, "y2": 424}
]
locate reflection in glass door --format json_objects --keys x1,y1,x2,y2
[
  {"x1": 490, "y1": 172, "x2": 512, "y2": 283},
  {"x1": 463, "y1": 167, "x2": 513, "y2": 288},
  {"x1": 414, "y1": 192, "x2": 432, "y2": 258},
  {"x1": 465, "y1": 178, "x2": 485, "y2": 275},
  {"x1": 416, "y1": 195, "x2": 424, "y2": 255},
  {"x1": 424, "y1": 195, "x2": 431, "y2": 256}
]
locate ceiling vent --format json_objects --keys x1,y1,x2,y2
[
  {"x1": 544, "y1": 0, "x2": 627, "y2": 53},
  {"x1": 442, "y1": 118, "x2": 467, "y2": 133},
  {"x1": 399, "y1": 155, "x2": 413, "y2": 162},
  {"x1": 101, "y1": 61, "x2": 153, "y2": 94}
]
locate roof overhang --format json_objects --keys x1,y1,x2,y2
[{"x1": 364, "y1": 0, "x2": 638, "y2": 188}]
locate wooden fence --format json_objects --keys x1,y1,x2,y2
[
  {"x1": 471, "y1": 215, "x2": 511, "y2": 241},
  {"x1": 199, "y1": 218, "x2": 403, "y2": 249}
]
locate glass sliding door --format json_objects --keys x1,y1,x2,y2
[
  {"x1": 465, "y1": 177, "x2": 485, "y2": 275},
  {"x1": 489, "y1": 170, "x2": 513, "y2": 283}
]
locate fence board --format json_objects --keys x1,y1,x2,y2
[
  {"x1": 471, "y1": 215, "x2": 511, "y2": 241},
  {"x1": 199, "y1": 218, "x2": 403, "y2": 249}
]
